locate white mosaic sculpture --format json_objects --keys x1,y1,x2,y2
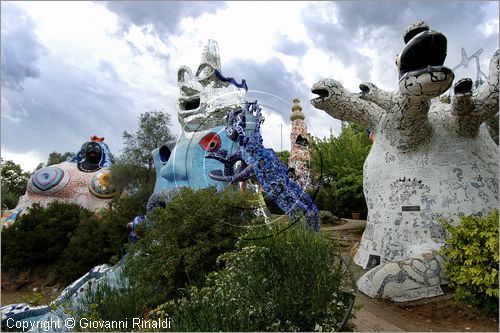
[
  {"x1": 176, "y1": 39, "x2": 246, "y2": 133},
  {"x1": 311, "y1": 21, "x2": 499, "y2": 302}
]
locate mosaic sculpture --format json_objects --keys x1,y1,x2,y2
[
  {"x1": 2, "y1": 40, "x2": 318, "y2": 330},
  {"x1": 1, "y1": 136, "x2": 117, "y2": 228},
  {"x1": 311, "y1": 21, "x2": 499, "y2": 301},
  {"x1": 223, "y1": 101, "x2": 319, "y2": 230},
  {"x1": 146, "y1": 40, "x2": 246, "y2": 211},
  {"x1": 148, "y1": 39, "x2": 317, "y2": 230},
  {"x1": 288, "y1": 98, "x2": 312, "y2": 189}
]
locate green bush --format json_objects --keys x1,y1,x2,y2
[
  {"x1": 1, "y1": 196, "x2": 141, "y2": 284},
  {"x1": 155, "y1": 224, "x2": 356, "y2": 331},
  {"x1": 73, "y1": 275, "x2": 157, "y2": 332},
  {"x1": 1, "y1": 159, "x2": 30, "y2": 210},
  {"x1": 308, "y1": 171, "x2": 366, "y2": 218},
  {"x1": 124, "y1": 187, "x2": 256, "y2": 304},
  {"x1": 330, "y1": 171, "x2": 366, "y2": 217},
  {"x1": 56, "y1": 217, "x2": 128, "y2": 284},
  {"x1": 441, "y1": 209, "x2": 499, "y2": 313},
  {"x1": 1, "y1": 189, "x2": 23, "y2": 211},
  {"x1": 1, "y1": 202, "x2": 88, "y2": 270},
  {"x1": 319, "y1": 210, "x2": 339, "y2": 225}
]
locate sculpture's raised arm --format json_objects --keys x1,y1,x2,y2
[
  {"x1": 450, "y1": 50, "x2": 499, "y2": 137},
  {"x1": 311, "y1": 79, "x2": 384, "y2": 129},
  {"x1": 359, "y1": 82, "x2": 396, "y2": 111},
  {"x1": 475, "y1": 49, "x2": 499, "y2": 114}
]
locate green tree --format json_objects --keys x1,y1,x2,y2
[
  {"x1": 1, "y1": 159, "x2": 30, "y2": 209},
  {"x1": 1, "y1": 202, "x2": 87, "y2": 270},
  {"x1": 1, "y1": 199, "x2": 133, "y2": 284},
  {"x1": 310, "y1": 123, "x2": 371, "y2": 217},
  {"x1": 276, "y1": 150, "x2": 290, "y2": 166},
  {"x1": 112, "y1": 111, "x2": 175, "y2": 195},
  {"x1": 33, "y1": 151, "x2": 76, "y2": 171},
  {"x1": 47, "y1": 151, "x2": 75, "y2": 166}
]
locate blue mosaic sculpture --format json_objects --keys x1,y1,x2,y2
[
  {"x1": 147, "y1": 40, "x2": 318, "y2": 230},
  {"x1": 1, "y1": 40, "x2": 318, "y2": 331},
  {"x1": 218, "y1": 101, "x2": 319, "y2": 230}
]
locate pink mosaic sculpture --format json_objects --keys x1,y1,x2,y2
[{"x1": 1, "y1": 136, "x2": 117, "y2": 228}]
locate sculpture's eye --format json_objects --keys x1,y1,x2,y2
[
  {"x1": 178, "y1": 66, "x2": 193, "y2": 83},
  {"x1": 196, "y1": 63, "x2": 215, "y2": 81},
  {"x1": 198, "y1": 132, "x2": 221, "y2": 152},
  {"x1": 159, "y1": 144, "x2": 171, "y2": 164}
]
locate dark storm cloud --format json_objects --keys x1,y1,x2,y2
[
  {"x1": 302, "y1": 1, "x2": 499, "y2": 85},
  {"x1": 223, "y1": 57, "x2": 310, "y2": 115},
  {"x1": 275, "y1": 35, "x2": 308, "y2": 57},
  {"x1": 221, "y1": 56, "x2": 341, "y2": 138},
  {"x1": 1, "y1": 55, "x2": 147, "y2": 160},
  {"x1": 102, "y1": 1, "x2": 227, "y2": 38},
  {"x1": 331, "y1": 1, "x2": 491, "y2": 34},
  {"x1": 1, "y1": 2, "x2": 46, "y2": 91},
  {"x1": 302, "y1": 4, "x2": 376, "y2": 81}
]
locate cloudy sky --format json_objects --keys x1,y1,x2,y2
[{"x1": 1, "y1": 1, "x2": 498, "y2": 172}]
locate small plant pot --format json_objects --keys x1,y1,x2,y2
[{"x1": 351, "y1": 212, "x2": 361, "y2": 220}]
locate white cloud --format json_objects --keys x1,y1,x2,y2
[
  {"x1": 1, "y1": 148, "x2": 43, "y2": 172},
  {"x1": 299, "y1": 47, "x2": 362, "y2": 92},
  {"x1": 168, "y1": 1, "x2": 310, "y2": 70},
  {"x1": 2, "y1": 0, "x2": 497, "y2": 165},
  {"x1": 261, "y1": 111, "x2": 292, "y2": 152}
]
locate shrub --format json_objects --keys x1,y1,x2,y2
[
  {"x1": 319, "y1": 210, "x2": 339, "y2": 225},
  {"x1": 441, "y1": 209, "x2": 499, "y2": 313},
  {"x1": 1, "y1": 202, "x2": 88, "y2": 270},
  {"x1": 331, "y1": 171, "x2": 366, "y2": 217},
  {"x1": 309, "y1": 172, "x2": 367, "y2": 219},
  {"x1": 1, "y1": 159, "x2": 30, "y2": 210},
  {"x1": 56, "y1": 215, "x2": 128, "y2": 284},
  {"x1": 124, "y1": 187, "x2": 256, "y2": 304},
  {"x1": 73, "y1": 275, "x2": 157, "y2": 332},
  {"x1": 1, "y1": 196, "x2": 139, "y2": 284},
  {"x1": 156, "y1": 224, "x2": 356, "y2": 331}
]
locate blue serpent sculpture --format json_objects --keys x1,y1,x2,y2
[{"x1": 208, "y1": 101, "x2": 319, "y2": 231}]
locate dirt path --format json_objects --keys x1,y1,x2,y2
[
  {"x1": 1, "y1": 287, "x2": 59, "y2": 307},
  {"x1": 321, "y1": 220, "x2": 499, "y2": 332}
]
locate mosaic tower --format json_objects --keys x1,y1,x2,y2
[{"x1": 288, "y1": 98, "x2": 311, "y2": 188}]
